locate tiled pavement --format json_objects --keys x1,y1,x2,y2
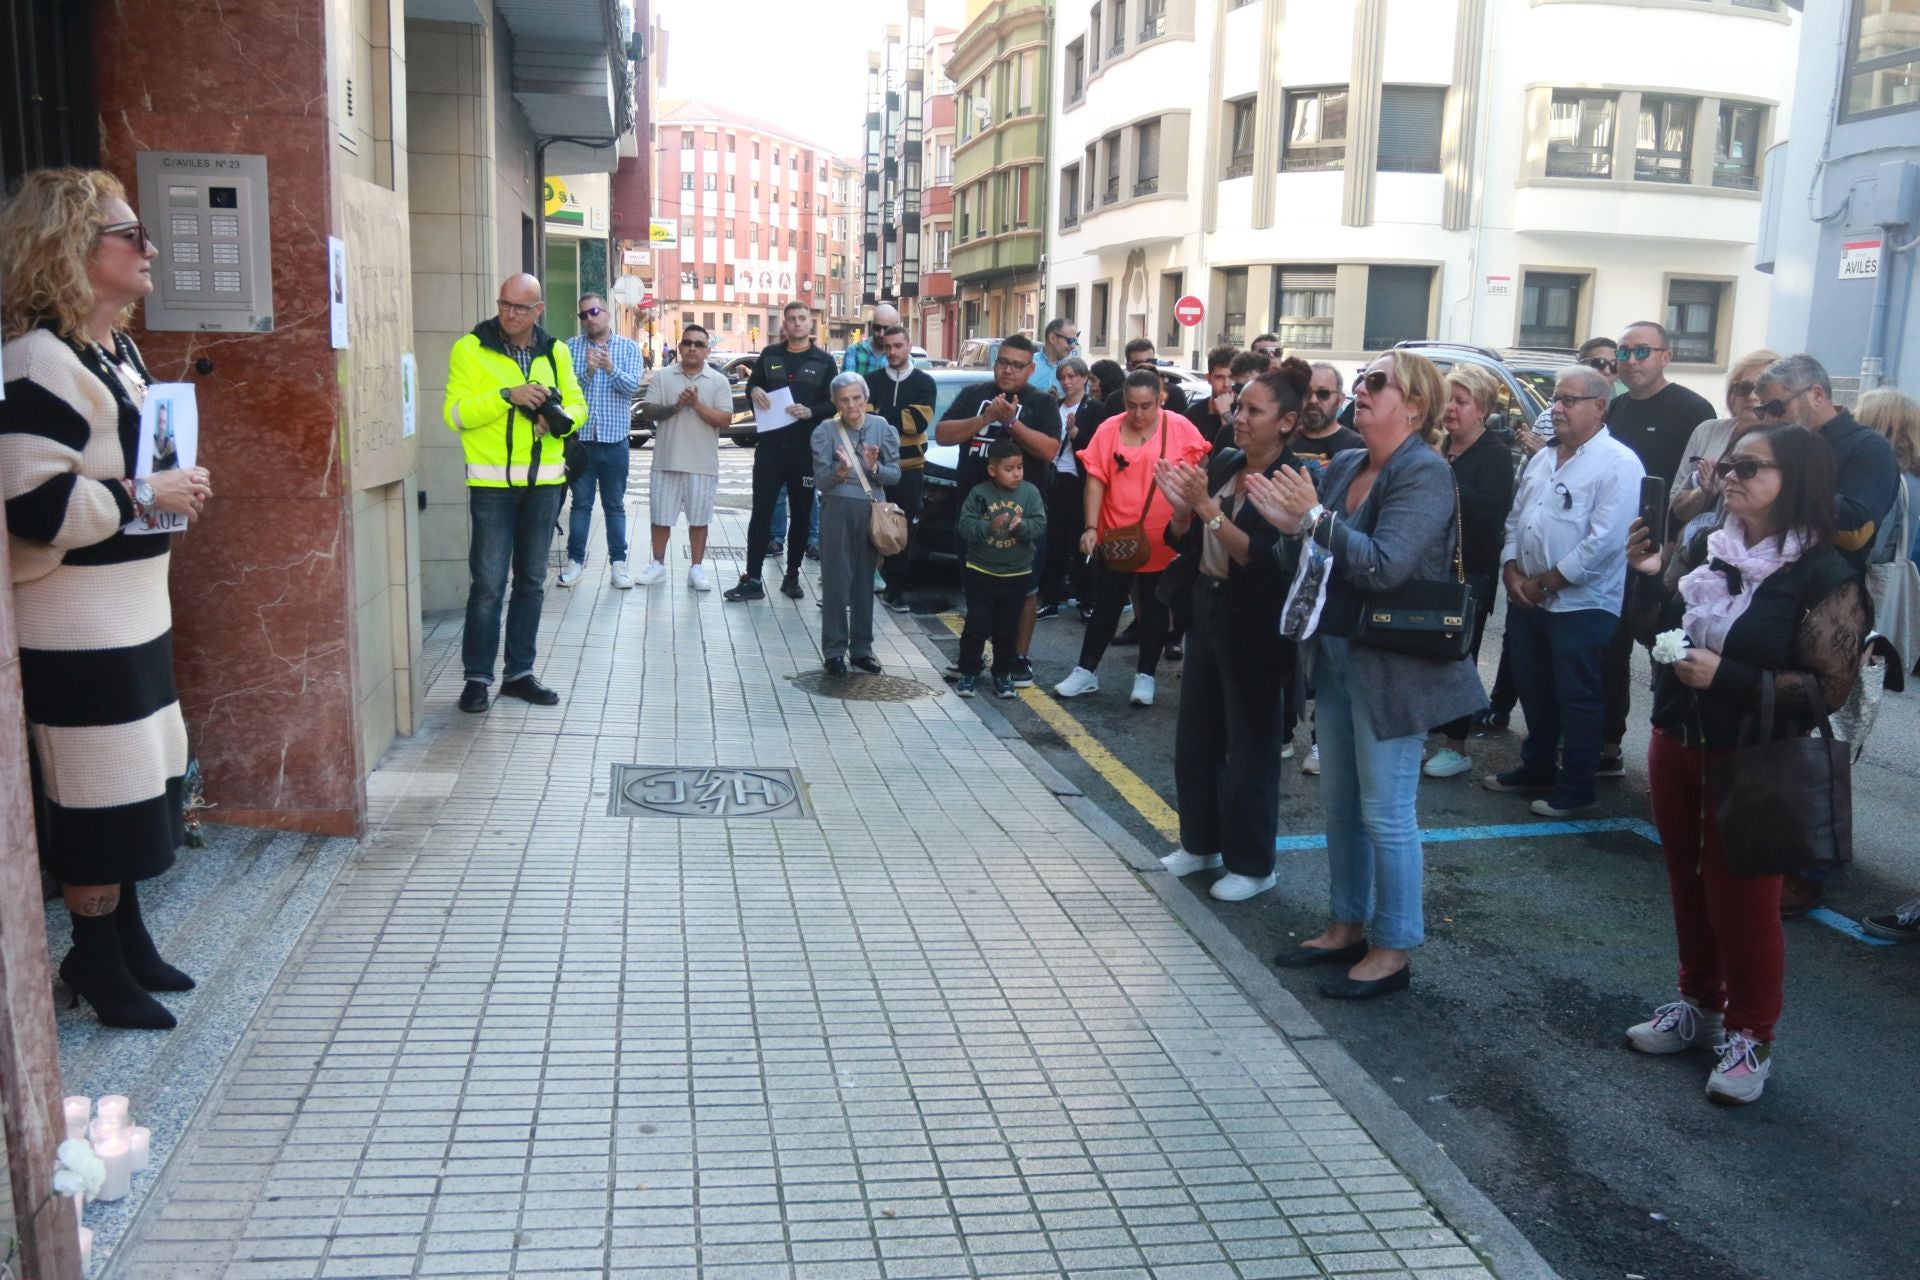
[{"x1": 104, "y1": 499, "x2": 1500, "y2": 1279}]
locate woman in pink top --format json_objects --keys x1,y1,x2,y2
[{"x1": 1052, "y1": 368, "x2": 1209, "y2": 707}]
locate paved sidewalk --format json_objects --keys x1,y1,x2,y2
[{"x1": 108, "y1": 512, "x2": 1500, "y2": 1280}]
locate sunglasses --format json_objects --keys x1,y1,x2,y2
[
  {"x1": 1728, "y1": 380, "x2": 1757, "y2": 399},
  {"x1": 1753, "y1": 387, "x2": 1808, "y2": 420},
  {"x1": 1310, "y1": 389, "x2": 1338, "y2": 401},
  {"x1": 1354, "y1": 370, "x2": 1392, "y2": 395},
  {"x1": 577, "y1": 306, "x2": 606, "y2": 320},
  {"x1": 680, "y1": 338, "x2": 708, "y2": 347},
  {"x1": 1713, "y1": 458, "x2": 1779, "y2": 481},
  {"x1": 1126, "y1": 359, "x2": 1158, "y2": 370},
  {"x1": 1618, "y1": 345, "x2": 1667, "y2": 362},
  {"x1": 994, "y1": 357, "x2": 1032, "y2": 371},
  {"x1": 1582, "y1": 356, "x2": 1618, "y2": 374},
  {"x1": 98, "y1": 219, "x2": 150, "y2": 248}
]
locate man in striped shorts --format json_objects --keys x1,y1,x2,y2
[{"x1": 634, "y1": 325, "x2": 732, "y2": 589}]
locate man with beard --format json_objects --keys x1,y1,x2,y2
[{"x1": 1289, "y1": 361, "x2": 1363, "y2": 468}]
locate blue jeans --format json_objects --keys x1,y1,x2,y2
[
  {"x1": 1506, "y1": 604, "x2": 1615, "y2": 807},
  {"x1": 565, "y1": 441, "x2": 630, "y2": 564},
  {"x1": 771, "y1": 485, "x2": 821, "y2": 548},
  {"x1": 1312, "y1": 636, "x2": 1428, "y2": 950},
  {"x1": 463, "y1": 484, "x2": 565, "y2": 686}
]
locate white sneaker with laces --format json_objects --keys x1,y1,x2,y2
[
  {"x1": 1053, "y1": 667, "x2": 1100, "y2": 698},
  {"x1": 1706, "y1": 1031, "x2": 1771, "y2": 1105},
  {"x1": 1626, "y1": 999, "x2": 1725, "y2": 1055},
  {"x1": 1160, "y1": 848, "x2": 1223, "y2": 876},
  {"x1": 1131, "y1": 674, "x2": 1156, "y2": 706},
  {"x1": 687, "y1": 563, "x2": 713, "y2": 592},
  {"x1": 557, "y1": 560, "x2": 584, "y2": 587},
  {"x1": 632, "y1": 560, "x2": 665, "y2": 587},
  {"x1": 1210, "y1": 872, "x2": 1277, "y2": 902},
  {"x1": 1301, "y1": 744, "x2": 1322, "y2": 775},
  {"x1": 611, "y1": 560, "x2": 636, "y2": 589},
  {"x1": 1423, "y1": 748, "x2": 1474, "y2": 779}
]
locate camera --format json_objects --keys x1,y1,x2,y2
[{"x1": 530, "y1": 386, "x2": 573, "y2": 434}]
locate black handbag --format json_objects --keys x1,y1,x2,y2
[
  {"x1": 1352, "y1": 480, "x2": 1476, "y2": 661},
  {"x1": 1707, "y1": 671, "x2": 1852, "y2": 877}
]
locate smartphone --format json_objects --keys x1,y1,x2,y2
[{"x1": 1639, "y1": 474, "x2": 1668, "y2": 541}]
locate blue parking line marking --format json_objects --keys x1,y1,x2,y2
[{"x1": 1805, "y1": 906, "x2": 1898, "y2": 947}]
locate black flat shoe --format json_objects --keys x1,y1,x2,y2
[
  {"x1": 823, "y1": 657, "x2": 848, "y2": 677},
  {"x1": 1273, "y1": 940, "x2": 1369, "y2": 969},
  {"x1": 781, "y1": 573, "x2": 805, "y2": 599},
  {"x1": 1319, "y1": 965, "x2": 1411, "y2": 1000},
  {"x1": 499, "y1": 675, "x2": 560, "y2": 706},
  {"x1": 458, "y1": 681, "x2": 490, "y2": 713},
  {"x1": 850, "y1": 656, "x2": 883, "y2": 675}
]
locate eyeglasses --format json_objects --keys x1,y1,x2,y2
[
  {"x1": 1754, "y1": 387, "x2": 1809, "y2": 419},
  {"x1": 1582, "y1": 356, "x2": 1618, "y2": 374},
  {"x1": 1618, "y1": 345, "x2": 1667, "y2": 363},
  {"x1": 1713, "y1": 458, "x2": 1780, "y2": 481},
  {"x1": 1310, "y1": 389, "x2": 1338, "y2": 401},
  {"x1": 497, "y1": 299, "x2": 539, "y2": 316},
  {"x1": 1354, "y1": 370, "x2": 1392, "y2": 395},
  {"x1": 577, "y1": 306, "x2": 606, "y2": 320},
  {"x1": 994, "y1": 357, "x2": 1032, "y2": 371},
  {"x1": 680, "y1": 338, "x2": 708, "y2": 348},
  {"x1": 98, "y1": 220, "x2": 149, "y2": 248},
  {"x1": 1549, "y1": 393, "x2": 1605, "y2": 407}
]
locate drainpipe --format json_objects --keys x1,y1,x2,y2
[{"x1": 1861, "y1": 159, "x2": 1919, "y2": 391}]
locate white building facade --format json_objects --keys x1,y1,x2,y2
[{"x1": 1049, "y1": 0, "x2": 1798, "y2": 398}]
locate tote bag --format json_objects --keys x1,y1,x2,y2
[{"x1": 838, "y1": 426, "x2": 909, "y2": 556}]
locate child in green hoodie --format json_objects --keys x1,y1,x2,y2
[{"x1": 955, "y1": 440, "x2": 1048, "y2": 698}]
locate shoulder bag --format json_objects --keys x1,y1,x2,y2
[
  {"x1": 1351, "y1": 479, "x2": 1477, "y2": 661},
  {"x1": 838, "y1": 425, "x2": 909, "y2": 557},
  {"x1": 1865, "y1": 475, "x2": 1920, "y2": 676},
  {"x1": 1098, "y1": 412, "x2": 1170, "y2": 574},
  {"x1": 1707, "y1": 671, "x2": 1852, "y2": 876}
]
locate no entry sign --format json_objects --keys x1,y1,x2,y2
[{"x1": 1174, "y1": 295, "x2": 1205, "y2": 328}]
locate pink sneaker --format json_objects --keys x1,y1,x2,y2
[{"x1": 1705, "y1": 1031, "x2": 1771, "y2": 1106}]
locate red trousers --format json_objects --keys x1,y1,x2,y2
[{"x1": 1647, "y1": 729, "x2": 1785, "y2": 1041}]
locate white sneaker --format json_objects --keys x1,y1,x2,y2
[
  {"x1": 1281, "y1": 740, "x2": 1296, "y2": 760},
  {"x1": 1131, "y1": 674, "x2": 1156, "y2": 707},
  {"x1": 557, "y1": 560, "x2": 584, "y2": 587},
  {"x1": 611, "y1": 560, "x2": 636, "y2": 589},
  {"x1": 1626, "y1": 999, "x2": 1725, "y2": 1055},
  {"x1": 687, "y1": 563, "x2": 713, "y2": 592},
  {"x1": 1053, "y1": 667, "x2": 1100, "y2": 698},
  {"x1": 1210, "y1": 872, "x2": 1277, "y2": 902},
  {"x1": 1706, "y1": 1032, "x2": 1771, "y2": 1105},
  {"x1": 1422, "y1": 748, "x2": 1474, "y2": 779},
  {"x1": 1301, "y1": 744, "x2": 1321, "y2": 776},
  {"x1": 633, "y1": 560, "x2": 665, "y2": 586},
  {"x1": 1160, "y1": 848, "x2": 1223, "y2": 876}
]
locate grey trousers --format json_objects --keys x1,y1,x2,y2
[{"x1": 818, "y1": 494, "x2": 879, "y2": 660}]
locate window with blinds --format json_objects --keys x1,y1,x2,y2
[
  {"x1": 1667, "y1": 279, "x2": 1724, "y2": 364},
  {"x1": 1377, "y1": 86, "x2": 1445, "y2": 173},
  {"x1": 1283, "y1": 89, "x2": 1347, "y2": 171},
  {"x1": 1635, "y1": 96, "x2": 1696, "y2": 184},
  {"x1": 1547, "y1": 91, "x2": 1616, "y2": 178},
  {"x1": 1134, "y1": 120, "x2": 1161, "y2": 196},
  {"x1": 1363, "y1": 267, "x2": 1433, "y2": 350},
  {"x1": 1275, "y1": 269, "x2": 1336, "y2": 349},
  {"x1": 1061, "y1": 164, "x2": 1081, "y2": 228},
  {"x1": 1714, "y1": 102, "x2": 1764, "y2": 190}
]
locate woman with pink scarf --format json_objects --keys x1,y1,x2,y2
[{"x1": 1622, "y1": 422, "x2": 1869, "y2": 1107}]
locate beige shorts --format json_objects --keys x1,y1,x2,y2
[{"x1": 649, "y1": 469, "x2": 718, "y2": 527}]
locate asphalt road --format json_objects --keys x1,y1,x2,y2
[{"x1": 893, "y1": 563, "x2": 1919, "y2": 1280}]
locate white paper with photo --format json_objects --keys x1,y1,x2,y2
[
  {"x1": 328, "y1": 236, "x2": 349, "y2": 349},
  {"x1": 125, "y1": 383, "x2": 198, "y2": 535},
  {"x1": 400, "y1": 353, "x2": 418, "y2": 438},
  {"x1": 752, "y1": 386, "x2": 798, "y2": 435}
]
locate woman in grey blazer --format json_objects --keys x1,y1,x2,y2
[
  {"x1": 1246, "y1": 351, "x2": 1486, "y2": 1000},
  {"x1": 813, "y1": 373, "x2": 901, "y2": 675}
]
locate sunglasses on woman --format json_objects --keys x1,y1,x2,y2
[
  {"x1": 1353, "y1": 370, "x2": 1393, "y2": 395},
  {"x1": 1712, "y1": 458, "x2": 1779, "y2": 481}
]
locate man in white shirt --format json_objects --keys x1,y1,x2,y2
[
  {"x1": 1486, "y1": 364, "x2": 1644, "y2": 818},
  {"x1": 634, "y1": 325, "x2": 733, "y2": 589}
]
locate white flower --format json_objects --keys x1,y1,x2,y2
[
  {"x1": 54, "y1": 1139, "x2": 105, "y2": 1198},
  {"x1": 1651, "y1": 629, "x2": 1690, "y2": 665}
]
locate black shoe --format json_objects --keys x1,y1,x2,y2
[
  {"x1": 1011, "y1": 656, "x2": 1035, "y2": 689},
  {"x1": 1483, "y1": 768, "x2": 1554, "y2": 793},
  {"x1": 458, "y1": 681, "x2": 490, "y2": 713},
  {"x1": 499, "y1": 675, "x2": 560, "y2": 706},
  {"x1": 851, "y1": 655, "x2": 883, "y2": 675},
  {"x1": 1472, "y1": 708, "x2": 1511, "y2": 733},
  {"x1": 724, "y1": 576, "x2": 766, "y2": 602},
  {"x1": 766, "y1": 540, "x2": 785, "y2": 558},
  {"x1": 1078, "y1": 604, "x2": 1096, "y2": 622},
  {"x1": 1036, "y1": 602, "x2": 1060, "y2": 620},
  {"x1": 1320, "y1": 965, "x2": 1411, "y2": 1000},
  {"x1": 116, "y1": 882, "x2": 193, "y2": 992},
  {"x1": 781, "y1": 573, "x2": 805, "y2": 599},
  {"x1": 61, "y1": 912, "x2": 176, "y2": 1029},
  {"x1": 1114, "y1": 623, "x2": 1140, "y2": 646},
  {"x1": 824, "y1": 657, "x2": 848, "y2": 677},
  {"x1": 1164, "y1": 642, "x2": 1184, "y2": 661},
  {"x1": 1273, "y1": 940, "x2": 1369, "y2": 969},
  {"x1": 804, "y1": 544, "x2": 821, "y2": 561},
  {"x1": 883, "y1": 593, "x2": 912, "y2": 614},
  {"x1": 1595, "y1": 754, "x2": 1626, "y2": 779}
]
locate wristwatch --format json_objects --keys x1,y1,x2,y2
[
  {"x1": 1204, "y1": 511, "x2": 1226, "y2": 532},
  {"x1": 132, "y1": 478, "x2": 155, "y2": 516}
]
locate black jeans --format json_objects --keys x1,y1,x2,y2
[
  {"x1": 1436, "y1": 571, "x2": 1497, "y2": 741},
  {"x1": 745, "y1": 435, "x2": 815, "y2": 578},
  {"x1": 1601, "y1": 578, "x2": 1636, "y2": 747},
  {"x1": 960, "y1": 568, "x2": 1027, "y2": 676},
  {"x1": 1079, "y1": 563, "x2": 1166, "y2": 676},
  {"x1": 880, "y1": 469, "x2": 924, "y2": 596},
  {"x1": 1176, "y1": 580, "x2": 1290, "y2": 878},
  {"x1": 1039, "y1": 472, "x2": 1085, "y2": 605}
]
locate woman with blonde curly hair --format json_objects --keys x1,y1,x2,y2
[{"x1": 0, "y1": 168, "x2": 212, "y2": 1029}]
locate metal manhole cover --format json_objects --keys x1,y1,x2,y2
[
  {"x1": 789, "y1": 671, "x2": 940, "y2": 702},
  {"x1": 608, "y1": 765, "x2": 812, "y2": 819},
  {"x1": 687, "y1": 544, "x2": 746, "y2": 559}
]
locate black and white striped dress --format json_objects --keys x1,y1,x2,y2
[{"x1": 0, "y1": 326, "x2": 187, "y2": 883}]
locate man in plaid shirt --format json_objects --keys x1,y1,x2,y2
[
  {"x1": 560, "y1": 293, "x2": 644, "y2": 589},
  {"x1": 841, "y1": 302, "x2": 901, "y2": 376}
]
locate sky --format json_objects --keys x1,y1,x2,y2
[{"x1": 655, "y1": 0, "x2": 966, "y2": 159}]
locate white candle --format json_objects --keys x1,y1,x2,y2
[
  {"x1": 129, "y1": 1126, "x2": 151, "y2": 1172},
  {"x1": 92, "y1": 1136, "x2": 131, "y2": 1202},
  {"x1": 78, "y1": 1225, "x2": 92, "y2": 1269},
  {"x1": 87, "y1": 1117, "x2": 124, "y2": 1145},
  {"x1": 63, "y1": 1096, "x2": 91, "y2": 1141},
  {"x1": 95, "y1": 1096, "x2": 130, "y2": 1126}
]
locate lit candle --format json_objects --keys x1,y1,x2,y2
[
  {"x1": 129, "y1": 1126, "x2": 151, "y2": 1172},
  {"x1": 92, "y1": 1136, "x2": 131, "y2": 1202},
  {"x1": 87, "y1": 1117, "x2": 124, "y2": 1145},
  {"x1": 95, "y1": 1096, "x2": 130, "y2": 1126},
  {"x1": 63, "y1": 1096, "x2": 91, "y2": 1141},
  {"x1": 78, "y1": 1225, "x2": 92, "y2": 1269}
]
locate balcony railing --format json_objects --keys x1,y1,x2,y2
[
  {"x1": 1102, "y1": 176, "x2": 1120, "y2": 204},
  {"x1": 1133, "y1": 175, "x2": 1159, "y2": 196},
  {"x1": 1140, "y1": 14, "x2": 1165, "y2": 39},
  {"x1": 1545, "y1": 146, "x2": 1611, "y2": 179},
  {"x1": 1276, "y1": 321, "x2": 1333, "y2": 349},
  {"x1": 1224, "y1": 157, "x2": 1253, "y2": 179},
  {"x1": 1061, "y1": 207, "x2": 1079, "y2": 229},
  {"x1": 1712, "y1": 161, "x2": 1758, "y2": 191}
]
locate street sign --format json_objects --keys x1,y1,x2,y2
[
  {"x1": 1840, "y1": 238, "x2": 1882, "y2": 280},
  {"x1": 1486, "y1": 274, "x2": 1512, "y2": 296},
  {"x1": 1174, "y1": 295, "x2": 1205, "y2": 328},
  {"x1": 640, "y1": 293, "x2": 654, "y2": 308},
  {"x1": 609, "y1": 276, "x2": 644, "y2": 306}
]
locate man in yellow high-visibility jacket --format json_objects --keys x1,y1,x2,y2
[{"x1": 444, "y1": 272, "x2": 587, "y2": 713}]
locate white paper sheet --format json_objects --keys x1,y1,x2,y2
[
  {"x1": 126, "y1": 383, "x2": 199, "y2": 535},
  {"x1": 752, "y1": 386, "x2": 798, "y2": 435}
]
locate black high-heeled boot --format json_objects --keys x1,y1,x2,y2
[
  {"x1": 115, "y1": 881, "x2": 194, "y2": 992},
  {"x1": 60, "y1": 912, "x2": 176, "y2": 1030}
]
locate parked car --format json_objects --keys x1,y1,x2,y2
[
  {"x1": 1389, "y1": 340, "x2": 1552, "y2": 436},
  {"x1": 631, "y1": 353, "x2": 756, "y2": 448}
]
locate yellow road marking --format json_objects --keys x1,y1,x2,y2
[{"x1": 937, "y1": 612, "x2": 1181, "y2": 841}]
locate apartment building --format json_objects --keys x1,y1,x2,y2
[
  {"x1": 951, "y1": 0, "x2": 1050, "y2": 341},
  {"x1": 920, "y1": 29, "x2": 961, "y2": 359},
  {"x1": 1050, "y1": 0, "x2": 1797, "y2": 396},
  {"x1": 863, "y1": 4, "x2": 928, "y2": 335},
  {"x1": 828, "y1": 157, "x2": 866, "y2": 347}
]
